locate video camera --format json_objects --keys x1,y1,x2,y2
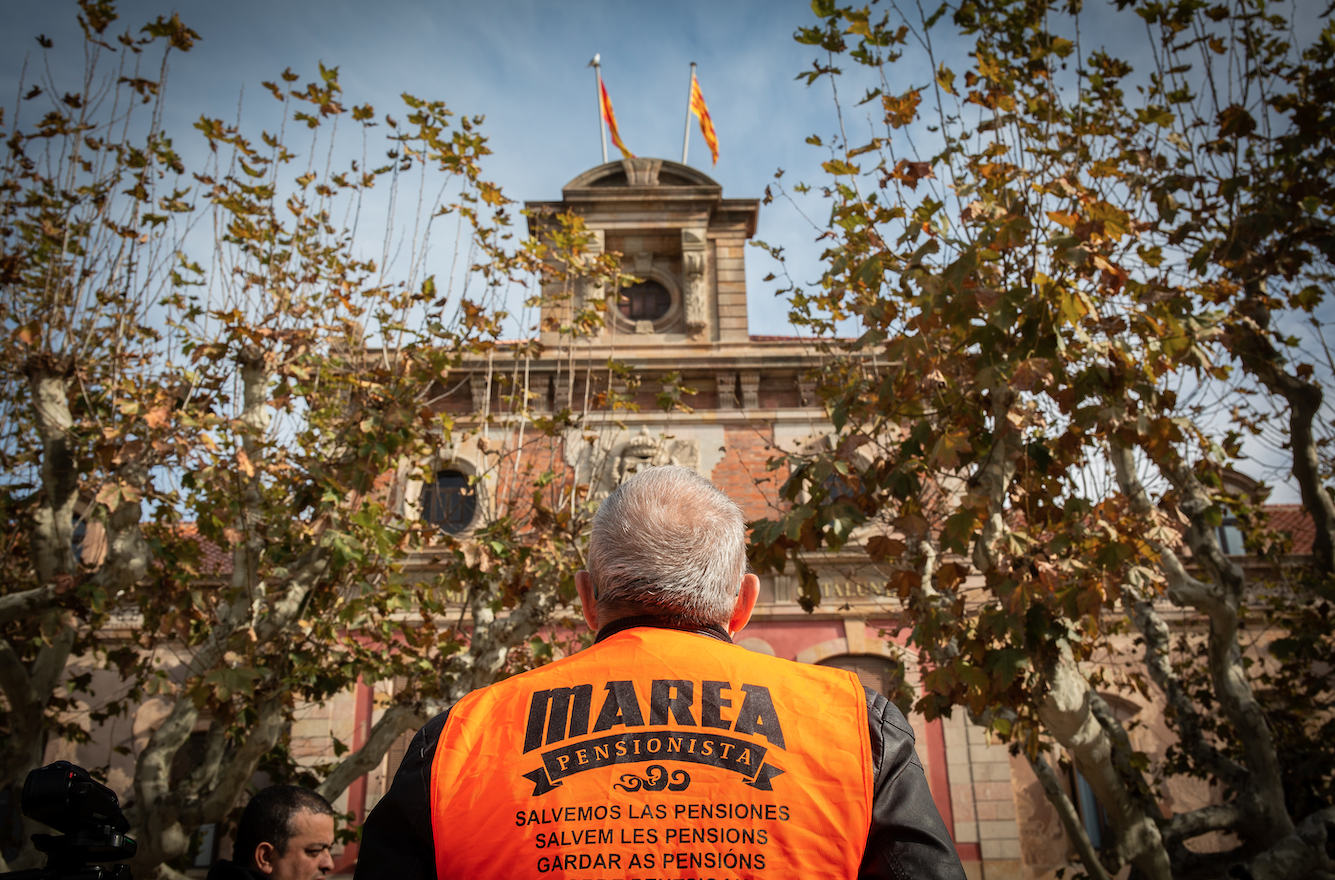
[{"x1": 1, "y1": 762, "x2": 136, "y2": 880}]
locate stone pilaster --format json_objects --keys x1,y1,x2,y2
[
  {"x1": 573, "y1": 229, "x2": 605, "y2": 318},
  {"x1": 682, "y1": 228, "x2": 708, "y2": 340},
  {"x1": 530, "y1": 374, "x2": 551, "y2": 413},
  {"x1": 716, "y1": 371, "x2": 737, "y2": 409},
  {"x1": 739, "y1": 371, "x2": 760, "y2": 410},
  {"x1": 470, "y1": 374, "x2": 490, "y2": 412},
  {"x1": 797, "y1": 376, "x2": 817, "y2": 407},
  {"x1": 553, "y1": 373, "x2": 571, "y2": 411}
]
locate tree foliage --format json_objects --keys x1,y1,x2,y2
[
  {"x1": 752, "y1": 0, "x2": 1335, "y2": 877},
  {"x1": 0, "y1": 4, "x2": 626, "y2": 877}
]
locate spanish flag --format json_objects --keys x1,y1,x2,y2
[
  {"x1": 689, "y1": 72, "x2": 719, "y2": 165},
  {"x1": 599, "y1": 79, "x2": 634, "y2": 159}
]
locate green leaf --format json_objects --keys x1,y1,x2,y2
[
  {"x1": 940, "y1": 249, "x2": 978, "y2": 294},
  {"x1": 823, "y1": 159, "x2": 861, "y2": 176},
  {"x1": 985, "y1": 649, "x2": 1031, "y2": 689},
  {"x1": 1136, "y1": 106, "x2": 1175, "y2": 127},
  {"x1": 935, "y1": 64, "x2": 957, "y2": 96},
  {"x1": 204, "y1": 667, "x2": 261, "y2": 702}
]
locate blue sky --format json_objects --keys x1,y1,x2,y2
[{"x1": 2, "y1": 0, "x2": 840, "y2": 337}]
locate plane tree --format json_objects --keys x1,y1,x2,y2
[
  {"x1": 750, "y1": 1, "x2": 1335, "y2": 878},
  {"x1": 0, "y1": 3, "x2": 623, "y2": 877}
]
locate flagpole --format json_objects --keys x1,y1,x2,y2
[
  {"x1": 590, "y1": 54, "x2": 608, "y2": 164},
  {"x1": 681, "y1": 62, "x2": 696, "y2": 164}
]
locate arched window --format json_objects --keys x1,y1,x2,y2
[
  {"x1": 818, "y1": 654, "x2": 902, "y2": 697},
  {"x1": 72, "y1": 517, "x2": 87, "y2": 564},
  {"x1": 421, "y1": 469, "x2": 477, "y2": 534},
  {"x1": 822, "y1": 471, "x2": 857, "y2": 503},
  {"x1": 1218, "y1": 512, "x2": 1246, "y2": 555},
  {"x1": 618, "y1": 280, "x2": 671, "y2": 322}
]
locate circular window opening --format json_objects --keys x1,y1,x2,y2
[
  {"x1": 422, "y1": 469, "x2": 477, "y2": 534},
  {"x1": 618, "y1": 280, "x2": 671, "y2": 322}
]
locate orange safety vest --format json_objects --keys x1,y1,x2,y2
[{"x1": 429, "y1": 626, "x2": 873, "y2": 879}]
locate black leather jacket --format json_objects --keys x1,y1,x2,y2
[
  {"x1": 355, "y1": 621, "x2": 966, "y2": 880},
  {"x1": 205, "y1": 861, "x2": 268, "y2": 880}
]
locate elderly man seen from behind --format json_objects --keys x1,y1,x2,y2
[{"x1": 355, "y1": 465, "x2": 965, "y2": 880}]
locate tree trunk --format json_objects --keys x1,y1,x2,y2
[
  {"x1": 24, "y1": 355, "x2": 78, "y2": 583},
  {"x1": 1160, "y1": 455, "x2": 1295, "y2": 847},
  {"x1": 0, "y1": 357, "x2": 82, "y2": 867},
  {"x1": 1224, "y1": 282, "x2": 1335, "y2": 576},
  {"x1": 1037, "y1": 646, "x2": 1173, "y2": 880},
  {"x1": 1027, "y1": 752, "x2": 1113, "y2": 880},
  {"x1": 1240, "y1": 807, "x2": 1335, "y2": 880},
  {"x1": 1112, "y1": 439, "x2": 1297, "y2": 852},
  {"x1": 970, "y1": 382, "x2": 1022, "y2": 574},
  {"x1": 317, "y1": 704, "x2": 426, "y2": 802},
  {"x1": 128, "y1": 695, "x2": 286, "y2": 878}
]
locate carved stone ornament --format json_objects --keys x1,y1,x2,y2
[
  {"x1": 564, "y1": 425, "x2": 721, "y2": 502},
  {"x1": 572, "y1": 229, "x2": 605, "y2": 317},
  {"x1": 740, "y1": 371, "x2": 760, "y2": 410},
  {"x1": 622, "y1": 157, "x2": 662, "y2": 186},
  {"x1": 553, "y1": 373, "x2": 571, "y2": 410},
  {"x1": 796, "y1": 376, "x2": 817, "y2": 407},
  {"x1": 614, "y1": 426, "x2": 701, "y2": 486},
  {"x1": 681, "y1": 228, "x2": 708, "y2": 340},
  {"x1": 469, "y1": 374, "x2": 490, "y2": 411},
  {"x1": 716, "y1": 372, "x2": 737, "y2": 409}
]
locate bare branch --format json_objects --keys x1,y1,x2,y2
[
  {"x1": 1163, "y1": 801, "x2": 1246, "y2": 845},
  {"x1": 1225, "y1": 283, "x2": 1335, "y2": 575},
  {"x1": 182, "y1": 721, "x2": 227, "y2": 800},
  {"x1": 0, "y1": 639, "x2": 38, "y2": 721},
  {"x1": 133, "y1": 688, "x2": 202, "y2": 818},
  {"x1": 29, "y1": 625, "x2": 75, "y2": 706},
  {"x1": 316, "y1": 703, "x2": 426, "y2": 802},
  {"x1": 24, "y1": 356, "x2": 78, "y2": 583},
  {"x1": 1027, "y1": 751, "x2": 1113, "y2": 880},
  {"x1": 0, "y1": 627, "x2": 75, "y2": 790},
  {"x1": 1124, "y1": 594, "x2": 1247, "y2": 787},
  {"x1": 91, "y1": 459, "x2": 152, "y2": 593},
  {"x1": 0, "y1": 584, "x2": 61, "y2": 626},
  {"x1": 199, "y1": 695, "x2": 286, "y2": 823},
  {"x1": 1159, "y1": 456, "x2": 1295, "y2": 844},
  {"x1": 1038, "y1": 646, "x2": 1173, "y2": 880},
  {"x1": 971, "y1": 383, "x2": 1022, "y2": 574},
  {"x1": 1088, "y1": 691, "x2": 1163, "y2": 822}
]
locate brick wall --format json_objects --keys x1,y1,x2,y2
[{"x1": 712, "y1": 424, "x2": 784, "y2": 521}]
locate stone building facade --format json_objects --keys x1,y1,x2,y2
[
  {"x1": 44, "y1": 158, "x2": 1317, "y2": 880},
  {"x1": 375, "y1": 157, "x2": 1316, "y2": 880},
  {"x1": 359, "y1": 157, "x2": 1041, "y2": 878}
]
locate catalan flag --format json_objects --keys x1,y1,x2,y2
[
  {"x1": 689, "y1": 72, "x2": 719, "y2": 165},
  {"x1": 599, "y1": 79, "x2": 634, "y2": 159}
]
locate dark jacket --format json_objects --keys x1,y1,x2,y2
[
  {"x1": 355, "y1": 620, "x2": 966, "y2": 880},
  {"x1": 205, "y1": 861, "x2": 267, "y2": 880}
]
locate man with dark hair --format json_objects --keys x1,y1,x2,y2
[
  {"x1": 207, "y1": 785, "x2": 336, "y2": 880},
  {"x1": 356, "y1": 466, "x2": 966, "y2": 880}
]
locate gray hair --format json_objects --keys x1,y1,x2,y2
[{"x1": 586, "y1": 465, "x2": 746, "y2": 626}]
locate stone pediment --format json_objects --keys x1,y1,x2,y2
[{"x1": 563, "y1": 158, "x2": 721, "y2": 194}]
